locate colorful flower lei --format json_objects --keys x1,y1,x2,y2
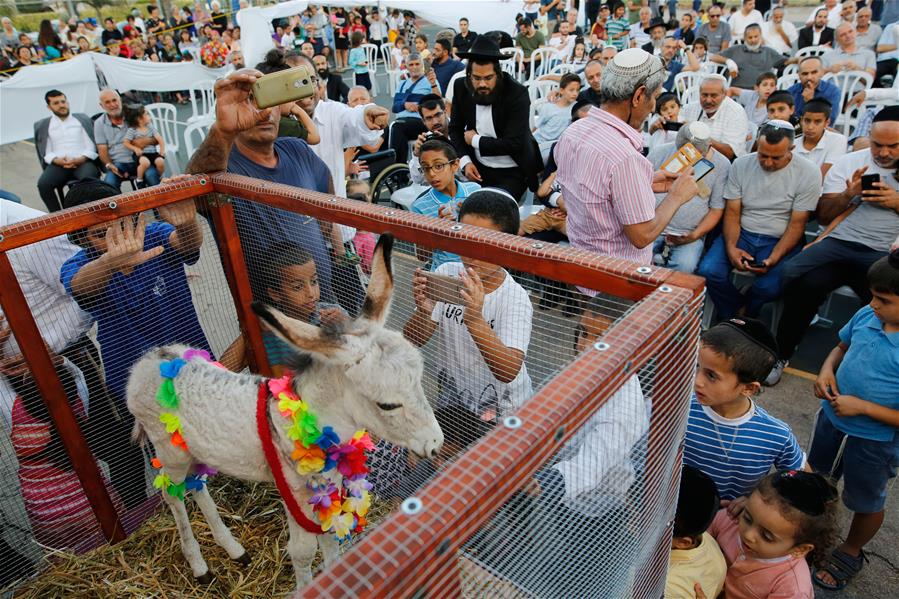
[
  {"x1": 152, "y1": 349, "x2": 224, "y2": 500},
  {"x1": 268, "y1": 376, "x2": 375, "y2": 540}
]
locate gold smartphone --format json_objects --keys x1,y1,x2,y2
[
  {"x1": 251, "y1": 65, "x2": 316, "y2": 109},
  {"x1": 421, "y1": 271, "x2": 466, "y2": 305}
]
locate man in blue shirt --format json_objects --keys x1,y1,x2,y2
[
  {"x1": 787, "y1": 56, "x2": 842, "y2": 126},
  {"x1": 184, "y1": 69, "x2": 389, "y2": 309},
  {"x1": 431, "y1": 39, "x2": 465, "y2": 95}
]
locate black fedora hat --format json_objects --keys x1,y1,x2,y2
[
  {"x1": 457, "y1": 35, "x2": 510, "y2": 60},
  {"x1": 644, "y1": 17, "x2": 666, "y2": 34}
]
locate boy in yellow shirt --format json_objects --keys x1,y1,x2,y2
[{"x1": 665, "y1": 465, "x2": 727, "y2": 598}]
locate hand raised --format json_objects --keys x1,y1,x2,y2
[
  {"x1": 363, "y1": 105, "x2": 389, "y2": 130},
  {"x1": 103, "y1": 212, "x2": 164, "y2": 275},
  {"x1": 157, "y1": 199, "x2": 197, "y2": 227},
  {"x1": 213, "y1": 69, "x2": 273, "y2": 137}
]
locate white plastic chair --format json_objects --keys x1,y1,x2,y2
[
  {"x1": 529, "y1": 97, "x2": 548, "y2": 130},
  {"x1": 145, "y1": 102, "x2": 181, "y2": 174},
  {"x1": 528, "y1": 47, "x2": 556, "y2": 81},
  {"x1": 528, "y1": 78, "x2": 559, "y2": 102},
  {"x1": 823, "y1": 70, "x2": 874, "y2": 131},
  {"x1": 355, "y1": 43, "x2": 380, "y2": 97},
  {"x1": 501, "y1": 47, "x2": 525, "y2": 82},
  {"x1": 699, "y1": 61, "x2": 733, "y2": 85},
  {"x1": 681, "y1": 85, "x2": 699, "y2": 106},
  {"x1": 673, "y1": 71, "x2": 700, "y2": 103},
  {"x1": 187, "y1": 80, "x2": 216, "y2": 124},
  {"x1": 549, "y1": 62, "x2": 578, "y2": 76},
  {"x1": 776, "y1": 72, "x2": 799, "y2": 90},
  {"x1": 796, "y1": 45, "x2": 828, "y2": 59},
  {"x1": 379, "y1": 43, "x2": 399, "y2": 96},
  {"x1": 183, "y1": 116, "x2": 215, "y2": 162}
]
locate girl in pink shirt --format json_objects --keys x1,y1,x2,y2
[{"x1": 695, "y1": 470, "x2": 839, "y2": 599}]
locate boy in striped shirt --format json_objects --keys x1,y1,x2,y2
[{"x1": 684, "y1": 317, "x2": 806, "y2": 500}]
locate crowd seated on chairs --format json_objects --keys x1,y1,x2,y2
[{"x1": 8, "y1": 3, "x2": 899, "y2": 592}]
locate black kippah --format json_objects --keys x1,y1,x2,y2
[
  {"x1": 674, "y1": 465, "x2": 720, "y2": 538},
  {"x1": 63, "y1": 179, "x2": 119, "y2": 210},
  {"x1": 718, "y1": 317, "x2": 779, "y2": 360},
  {"x1": 772, "y1": 470, "x2": 837, "y2": 516},
  {"x1": 872, "y1": 105, "x2": 899, "y2": 124}
]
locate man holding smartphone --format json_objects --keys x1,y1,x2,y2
[
  {"x1": 697, "y1": 121, "x2": 821, "y2": 321},
  {"x1": 767, "y1": 107, "x2": 899, "y2": 385}
]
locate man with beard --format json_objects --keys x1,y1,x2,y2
[
  {"x1": 767, "y1": 107, "x2": 899, "y2": 386},
  {"x1": 93, "y1": 89, "x2": 161, "y2": 191},
  {"x1": 681, "y1": 74, "x2": 750, "y2": 160},
  {"x1": 34, "y1": 90, "x2": 99, "y2": 212},
  {"x1": 313, "y1": 53, "x2": 349, "y2": 103},
  {"x1": 448, "y1": 36, "x2": 541, "y2": 201},
  {"x1": 709, "y1": 24, "x2": 784, "y2": 91},
  {"x1": 787, "y1": 57, "x2": 842, "y2": 126},
  {"x1": 696, "y1": 121, "x2": 821, "y2": 320},
  {"x1": 641, "y1": 17, "x2": 666, "y2": 55}
]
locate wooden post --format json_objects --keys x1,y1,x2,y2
[
  {"x1": 207, "y1": 197, "x2": 272, "y2": 377},
  {"x1": 0, "y1": 253, "x2": 126, "y2": 544}
]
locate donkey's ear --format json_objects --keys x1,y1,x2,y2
[
  {"x1": 361, "y1": 234, "x2": 394, "y2": 325},
  {"x1": 252, "y1": 302, "x2": 343, "y2": 357}
]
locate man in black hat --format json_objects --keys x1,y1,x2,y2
[
  {"x1": 641, "y1": 17, "x2": 668, "y2": 55},
  {"x1": 449, "y1": 36, "x2": 542, "y2": 202}
]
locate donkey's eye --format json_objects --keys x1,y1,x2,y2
[{"x1": 376, "y1": 402, "x2": 402, "y2": 411}]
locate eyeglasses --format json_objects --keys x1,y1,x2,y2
[
  {"x1": 709, "y1": 13, "x2": 721, "y2": 18},
  {"x1": 418, "y1": 162, "x2": 452, "y2": 175}
]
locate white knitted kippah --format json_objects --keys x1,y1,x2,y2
[
  {"x1": 687, "y1": 121, "x2": 711, "y2": 141},
  {"x1": 606, "y1": 48, "x2": 653, "y2": 78}
]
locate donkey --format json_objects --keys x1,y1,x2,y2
[{"x1": 126, "y1": 235, "x2": 443, "y2": 591}]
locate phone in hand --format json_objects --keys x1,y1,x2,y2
[
  {"x1": 745, "y1": 258, "x2": 766, "y2": 268},
  {"x1": 693, "y1": 157, "x2": 715, "y2": 182},
  {"x1": 420, "y1": 271, "x2": 465, "y2": 305},
  {"x1": 251, "y1": 65, "x2": 316, "y2": 109},
  {"x1": 861, "y1": 173, "x2": 881, "y2": 192},
  {"x1": 663, "y1": 121, "x2": 684, "y2": 132}
]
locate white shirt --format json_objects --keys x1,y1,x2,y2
[
  {"x1": 728, "y1": 9, "x2": 763, "y2": 40},
  {"x1": 762, "y1": 20, "x2": 798, "y2": 55},
  {"x1": 876, "y1": 24, "x2": 899, "y2": 62},
  {"x1": 681, "y1": 97, "x2": 750, "y2": 157},
  {"x1": 444, "y1": 69, "x2": 467, "y2": 103},
  {"x1": 553, "y1": 375, "x2": 649, "y2": 515},
  {"x1": 368, "y1": 19, "x2": 387, "y2": 41},
  {"x1": 630, "y1": 22, "x2": 651, "y2": 48},
  {"x1": 0, "y1": 201, "x2": 94, "y2": 426},
  {"x1": 44, "y1": 114, "x2": 98, "y2": 163},
  {"x1": 794, "y1": 129, "x2": 848, "y2": 171},
  {"x1": 467, "y1": 105, "x2": 518, "y2": 169},
  {"x1": 308, "y1": 100, "x2": 383, "y2": 199},
  {"x1": 805, "y1": 4, "x2": 842, "y2": 29},
  {"x1": 549, "y1": 33, "x2": 575, "y2": 60},
  {"x1": 431, "y1": 262, "x2": 533, "y2": 417}
]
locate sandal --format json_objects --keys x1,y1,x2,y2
[{"x1": 813, "y1": 548, "x2": 868, "y2": 591}]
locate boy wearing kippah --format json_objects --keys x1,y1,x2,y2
[
  {"x1": 809, "y1": 250, "x2": 899, "y2": 591},
  {"x1": 683, "y1": 317, "x2": 806, "y2": 500},
  {"x1": 665, "y1": 465, "x2": 727, "y2": 599}
]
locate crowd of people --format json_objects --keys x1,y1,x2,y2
[{"x1": 3, "y1": 1, "x2": 899, "y2": 596}]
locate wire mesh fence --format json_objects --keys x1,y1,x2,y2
[{"x1": 0, "y1": 174, "x2": 703, "y2": 597}]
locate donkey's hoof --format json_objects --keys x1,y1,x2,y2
[
  {"x1": 195, "y1": 571, "x2": 214, "y2": 584},
  {"x1": 233, "y1": 552, "x2": 252, "y2": 566}
]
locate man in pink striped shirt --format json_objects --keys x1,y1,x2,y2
[{"x1": 556, "y1": 48, "x2": 698, "y2": 268}]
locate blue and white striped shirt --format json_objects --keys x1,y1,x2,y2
[{"x1": 683, "y1": 394, "x2": 805, "y2": 500}]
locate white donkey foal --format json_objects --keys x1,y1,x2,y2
[{"x1": 127, "y1": 235, "x2": 443, "y2": 591}]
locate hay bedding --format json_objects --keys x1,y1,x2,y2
[{"x1": 13, "y1": 477, "x2": 395, "y2": 599}]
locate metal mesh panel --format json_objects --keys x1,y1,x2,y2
[{"x1": 0, "y1": 175, "x2": 703, "y2": 597}]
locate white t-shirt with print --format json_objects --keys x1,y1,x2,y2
[{"x1": 430, "y1": 262, "x2": 533, "y2": 417}]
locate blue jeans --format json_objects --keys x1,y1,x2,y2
[
  {"x1": 667, "y1": 0, "x2": 678, "y2": 18},
  {"x1": 0, "y1": 189, "x2": 22, "y2": 203},
  {"x1": 697, "y1": 230, "x2": 800, "y2": 320},
  {"x1": 104, "y1": 162, "x2": 160, "y2": 189},
  {"x1": 652, "y1": 235, "x2": 705, "y2": 274}
]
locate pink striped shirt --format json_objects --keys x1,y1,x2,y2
[{"x1": 555, "y1": 106, "x2": 656, "y2": 265}]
